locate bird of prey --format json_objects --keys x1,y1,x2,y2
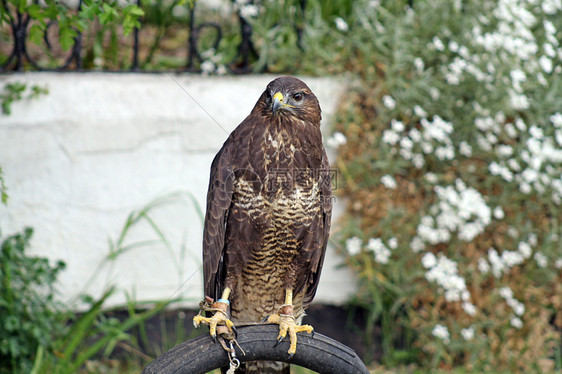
[{"x1": 193, "y1": 76, "x2": 332, "y2": 373}]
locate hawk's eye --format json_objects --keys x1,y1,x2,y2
[{"x1": 293, "y1": 92, "x2": 303, "y2": 102}]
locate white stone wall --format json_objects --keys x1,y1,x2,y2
[{"x1": 0, "y1": 73, "x2": 356, "y2": 309}]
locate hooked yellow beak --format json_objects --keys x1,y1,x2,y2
[{"x1": 272, "y1": 92, "x2": 284, "y2": 115}]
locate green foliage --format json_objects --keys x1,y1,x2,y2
[
  {"x1": 35, "y1": 289, "x2": 172, "y2": 374},
  {"x1": 0, "y1": 0, "x2": 144, "y2": 51},
  {"x1": 0, "y1": 166, "x2": 7, "y2": 204},
  {"x1": 0, "y1": 191, "x2": 197, "y2": 372},
  {"x1": 0, "y1": 82, "x2": 48, "y2": 115},
  {"x1": 0, "y1": 228, "x2": 67, "y2": 374}
]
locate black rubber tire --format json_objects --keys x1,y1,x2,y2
[{"x1": 142, "y1": 324, "x2": 369, "y2": 374}]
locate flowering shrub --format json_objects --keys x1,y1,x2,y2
[{"x1": 314, "y1": 0, "x2": 562, "y2": 371}]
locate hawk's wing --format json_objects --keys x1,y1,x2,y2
[
  {"x1": 202, "y1": 138, "x2": 235, "y2": 302},
  {"x1": 303, "y1": 146, "x2": 333, "y2": 307}
]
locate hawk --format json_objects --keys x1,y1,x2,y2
[{"x1": 193, "y1": 76, "x2": 332, "y2": 373}]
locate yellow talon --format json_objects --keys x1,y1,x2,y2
[
  {"x1": 193, "y1": 290, "x2": 236, "y2": 340},
  {"x1": 193, "y1": 310, "x2": 236, "y2": 338},
  {"x1": 267, "y1": 290, "x2": 314, "y2": 356}
]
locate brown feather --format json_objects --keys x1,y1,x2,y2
[{"x1": 202, "y1": 77, "x2": 332, "y2": 371}]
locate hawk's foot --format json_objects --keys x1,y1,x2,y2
[
  {"x1": 267, "y1": 304, "x2": 313, "y2": 357},
  {"x1": 193, "y1": 297, "x2": 236, "y2": 342}
]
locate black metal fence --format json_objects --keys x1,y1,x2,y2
[{"x1": 0, "y1": 0, "x2": 306, "y2": 73}]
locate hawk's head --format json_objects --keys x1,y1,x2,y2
[{"x1": 254, "y1": 76, "x2": 322, "y2": 126}]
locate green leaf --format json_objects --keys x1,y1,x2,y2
[
  {"x1": 78, "y1": 1, "x2": 99, "y2": 21},
  {"x1": 28, "y1": 24, "x2": 44, "y2": 45},
  {"x1": 27, "y1": 4, "x2": 44, "y2": 20},
  {"x1": 5, "y1": 315, "x2": 20, "y2": 331},
  {"x1": 100, "y1": 3, "x2": 119, "y2": 25},
  {"x1": 127, "y1": 5, "x2": 145, "y2": 17},
  {"x1": 59, "y1": 27, "x2": 76, "y2": 51},
  {"x1": 0, "y1": 166, "x2": 8, "y2": 204}
]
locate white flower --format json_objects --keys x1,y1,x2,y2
[
  {"x1": 413, "y1": 105, "x2": 427, "y2": 118},
  {"x1": 496, "y1": 145, "x2": 513, "y2": 157},
  {"x1": 216, "y1": 65, "x2": 227, "y2": 76},
  {"x1": 421, "y1": 252, "x2": 437, "y2": 268},
  {"x1": 432, "y1": 324, "x2": 450, "y2": 343},
  {"x1": 420, "y1": 116, "x2": 453, "y2": 143},
  {"x1": 459, "y1": 141, "x2": 472, "y2": 157},
  {"x1": 489, "y1": 248, "x2": 505, "y2": 278},
  {"x1": 507, "y1": 158, "x2": 521, "y2": 171},
  {"x1": 520, "y1": 182, "x2": 532, "y2": 194},
  {"x1": 509, "y1": 91, "x2": 530, "y2": 110},
  {"x1": 201, "y1": 48, "x2": 218, "y2": 61},
  {"x1": 517, "y1": 241, "x2": 532, "y2": 259},
  {"x1": 499, "y1": 286, "x2": 513, "y2": 300},
  {"x1": 513, "y1": 301, "x2": 525, "y2": 316},
  {"x1": 539, "y1": 56, "x2": 552, "y2": 74},
  {"x1": 424, "y1": 253, "x2": 468, "y2": 304},
  {"x1": 551, "y1": 113, "x2": 562, "y2": 128},
  {"x1": 505, "y1": 123, "x2": 517, "y2": 138},
  {"x1": 391, "y1": 119, "x2": 405, "y2": 132},
  {"x1": 555, "y1": 258, "x2": 562, "y2": 269},
  {"x1": 493, "y1": 206, "x2": 505, "y2": 219},
  {"x1": 534, "y1": 252, "x2": 548, "y2": 268},
  {"x1": 461, "y1": 327, "x2": 474, "y2": 340},
  {"x1": 544, "y1": 43, "x2": 556, "y2": 58},
  {"x1": 409, "y1": 128, "x2": 421, "y2": 142},
  {"x1": 382, "y1": 95, "x2": 396, "y2": 109},
  {"x1": 462, "y1": 302, "x2": 477, "y2": 316},
  {"x1": 334, "y1": 17, "x2": 349, "y2": 32},
  {"x1": 412, "y1": 154, "x2": 425, "y2": 169},
  {"x1": 544, "y1": 19, "x2": 556, "y2": 35},
  {"x1": 367, "y1": 238, "x2": 384, "y2": 252},
  {"x1": 430, "y1": 87, "x2": 440, "y2": 100},
  {"x1": 542, "y1": 0, "x2": 561, "y2": 14},
  {"x1": 381, "y1": 175, "x2": 397, "y2": 189},
  {"x1": 529, "y1": 126, "x2": 544, "y2": 139},
  {"x1": 528, "y1": 233, "x2": 538, "y2": 246},
  {"x1": 200, "y1": 60, "x2": 215, "y2": 75},
  {"x1": 410, "y1": 236, "x2": 425, "y2": 253},
  {"x1": 367, "y1": 238, "x2": 391, "y2": 264},
  {"x1": 345, "y1": 237, "x2": 362, "y2": 256},
  {"x1": 448, "y1": 41, "x2": 459, "y2": 52},
  {"x1": 388, "y1": 237, "x2": 398, "y2": 249},
  {"x1": 510, "y1": 317, "x2": 523, "y2": 329},
  {"x1": 478, "y1": 258, "x2": 490, "y2": 273},
  {"x1": 400, "y1": 137, "x2": 414, "y2": 150},
  {"x1": 556, "y1": 130, "x2": 562, "y2": 146},
  {"x1": 326, "y1": 132, "x2": 347, "y2": 148},
  {"x1": 477, "y1": 135, "x2": 492, "y2": 151},
  {"x1": 435, "y1": 145, "x2": 455, "y2": 160},
  {"x1": 374, "y1": 247, "x2": 391, "y2": 264},
  {"x1": 382, "y1": 130, "x2": 400, "y2": 145},
  {"x1": 414, "y1": 58, "x2": 425, "y2": 73},
  {"x1": 239, "y1": 4, "x2": 259, "y2": 19},
  {"x1": 510, "y1": 69, "x2": 526, "y2": 92},
  {"x1": 502, "y1": 250, "x2": 524, "y2": 267},
  {"x1": 431, "y1": 37, "x2": 445, "y2": 51},
  {"x1": 429, "y1": 180, "x2": 491, "y2": 243}
]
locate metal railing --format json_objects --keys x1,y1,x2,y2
[{"x1": 0, "y1": 0, "x2": 307, "y2": 73}]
